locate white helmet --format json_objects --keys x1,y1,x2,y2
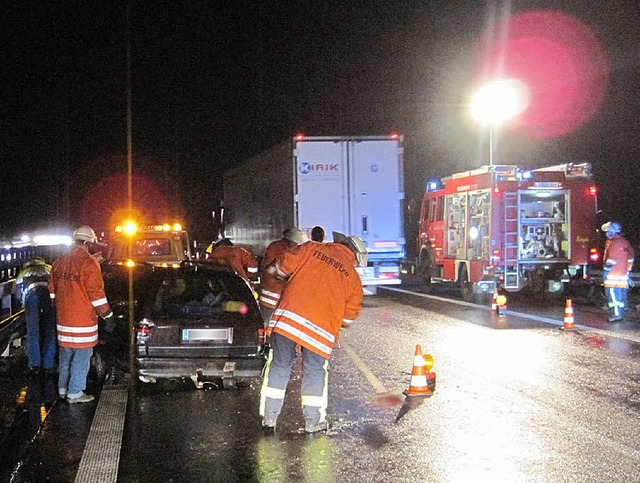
[
  {"x1": 283, "y1": 227, "x2": 308, "y2": 245},
  {"x1": 73, "y1": 225, "x2": 97, "y2": 243},
  {"x1": 332, "y1": 231, "x2": 368, "y2": 267}
]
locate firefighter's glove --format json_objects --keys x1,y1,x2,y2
[{"x1": 102, "y1": 310, "x2": 116, "y2": 333}]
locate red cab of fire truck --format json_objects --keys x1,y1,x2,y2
[{"x1": 415, "y1": 163, "x2": 598, "y2": 299}]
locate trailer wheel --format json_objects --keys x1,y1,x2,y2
[{"x1": 459, "y1": 265, "x2": 473, "y2": 302}]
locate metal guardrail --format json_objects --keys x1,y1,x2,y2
[
  {"x1": 1, "y1": 244, "x2": 69, "y2": 283},
  {"x1": 0, "y1": 278, "x2": 24, "y2": 356}
]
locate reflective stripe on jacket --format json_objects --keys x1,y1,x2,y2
[
  {"x1": 259, "y1": 238, "x2": 289, "y2": 309},
  {"x1": 267, "y1": 241, "x2": 363, "y2": 358},
  {"x1": 49, "y1": 245, "x2": 111, "y2": 349},
  {"x1": 603, "y1": 236, "x2": 635, "y2": 289}
]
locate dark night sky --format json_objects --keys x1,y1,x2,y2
[{"x1": 1, "y1": 1, "x2": 639, "y2": 245}]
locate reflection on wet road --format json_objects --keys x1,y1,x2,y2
[{"x1": 3, "y1": 287, "x2": 640, "y2": 481}]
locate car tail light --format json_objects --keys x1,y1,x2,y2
[
  {"x1": 589, "y1": 248, "x2": 599, "y2": 263},
  {"x1": 379, "y1": 272, "x2": 398, "y2": 280},
  {"x1": 135, "y1": 318, "x2": 154, "y2": 342}
]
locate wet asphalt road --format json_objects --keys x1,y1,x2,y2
[{"x1": 3, "y1": 286, "x2": 640, "y2": 481}]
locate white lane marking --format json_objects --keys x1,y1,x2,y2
[
  {"x1": 74, "y1": 387, "x2": 128, "y2": 483},
  {"x1": 381, "y1": 286, "x2": 640, "y2": 344}
]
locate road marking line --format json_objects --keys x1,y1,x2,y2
[
  {"x1": 74, "y1": 386, "x2": 128, "y2": 483},
  {"x1": 381, "y1": 286, "x2": 640, "y2": 344},
  {"x1": 341, "y1": 341, "x2": 388, "y2": 394}
]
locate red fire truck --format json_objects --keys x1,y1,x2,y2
[{"x1": 414, "y1": 163, "x2": 599, "y2": 299}]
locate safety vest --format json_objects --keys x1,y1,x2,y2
[
  {"x1": 267, "y1": 242, "x2": 363, "y2": 358},
  {"x1": 49, "y1": 245, "x2": 111, "y2": 349}
]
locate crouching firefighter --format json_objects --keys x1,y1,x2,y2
[{"x1": 260, "y1": 232, "x2": 365, "y2": 433}]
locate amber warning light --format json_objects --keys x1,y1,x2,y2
[{"x1": 589, "y1": 186, "x2": 597, "y2": 196}]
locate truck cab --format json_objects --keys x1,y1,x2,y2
[{"x1": 106, "y1": 223, "x2": 191, "y2": 267}]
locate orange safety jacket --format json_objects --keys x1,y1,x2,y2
[
  {"x1": 259, "y1": 238, "x2": 290, "y2": 310},
  {"x1": 207, "y1": 246, "x2": 258, "y2": 282},
  {"x1": 603, "y1": 235, "x2": 635, "y2": 289},
  {"x1": 48, "y1": 245, "x2": 112, "y2": 349},
  {"x1": 267, "y1": 241, "x2": 363, "y2": 359}
]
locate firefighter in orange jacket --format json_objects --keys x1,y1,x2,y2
[
  {"x1": 260, "y1": 231, "x2": 365, "y2": 433},
  {"x1": 259, "y1": 227, "x2": 308, "y2": 324},
  {"x1": 205, "y1": 238, "x2": 258, "y2": 286},
  {"x1": 49, "y1": 226, "x2": 114, "y2": 403},
  {"x1": 602, "y1": 221, "x2": 635, "y2": 322}
]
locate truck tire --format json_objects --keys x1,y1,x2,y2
[
  {"x1": 459, "y1": 265, "x2": 473, "y2": 302},
  {"x1": 419, "y1": 249, "x2": 434, "y2": 293}
]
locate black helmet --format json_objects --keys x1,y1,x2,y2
[
  {"x1": 206, "y1": 238, "x2": 233, "y2": 254},
  {"x1": 332, "y1": 231, "x2": 368, "y2": 267}
]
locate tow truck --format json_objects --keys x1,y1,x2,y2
[{"x1": 105, "y1": 222, "x2": 192, "y2": 267}]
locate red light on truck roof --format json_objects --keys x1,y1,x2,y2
[
  {"x1": 390, "y1": 132, "x2": 399, "y2": 139},
  {"x1": 295, "y1": 133, "x2": 304, "y2": 141}
]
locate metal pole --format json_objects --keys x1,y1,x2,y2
[
  {"x1": 489, "y1": 122, "x2": 494, "y2": 167},
  {"x1": 126, "y1": 3, "x2": 136, "y2": 390}
]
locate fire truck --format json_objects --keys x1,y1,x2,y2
[{"x1": 414, "y1": 163, "x2": 598, "y2": 299}]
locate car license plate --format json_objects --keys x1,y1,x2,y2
[{"x1": 182, "y1": 327, "x2": 233, "y2": 343}]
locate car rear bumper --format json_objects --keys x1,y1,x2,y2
[{"x1": 136, "y1": 356, "x2": 266, "y2": 380}]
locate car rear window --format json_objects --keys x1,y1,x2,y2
[
  {"x1": 151, "y1": 270, "x2": 252, "y2": 317},
  {"x1": 133, "y1": 238, "x2": 172, "y2": 257}
]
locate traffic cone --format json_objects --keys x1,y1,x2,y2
[
  {"x1": 491, "y1": 288, "x2": 499, "y2": 311},
  {"x1": 561, "y1": 299, "x2": 576, "y2": 330},
  {"x1": 403, "y1": 345, "x2": 433, "y2": 397}
]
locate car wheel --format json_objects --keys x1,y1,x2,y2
[{"x1": 91, "y1": 352, "x2": 107, "y2": 382}]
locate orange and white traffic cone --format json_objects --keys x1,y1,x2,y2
[
  {"x1": 561, "y1": 299, "x2": 576, "y2": 330},
  {"x1": 403, "y1": 345, "x2": 433, "y2": 397}
]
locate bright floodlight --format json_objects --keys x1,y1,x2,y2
[{"x1": 470, "y1": 79, "x2": 528, "y2": 124}]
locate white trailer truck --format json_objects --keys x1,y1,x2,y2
[{"x1": 221, "y1": 134, "x2": 405, "y2": 294}]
